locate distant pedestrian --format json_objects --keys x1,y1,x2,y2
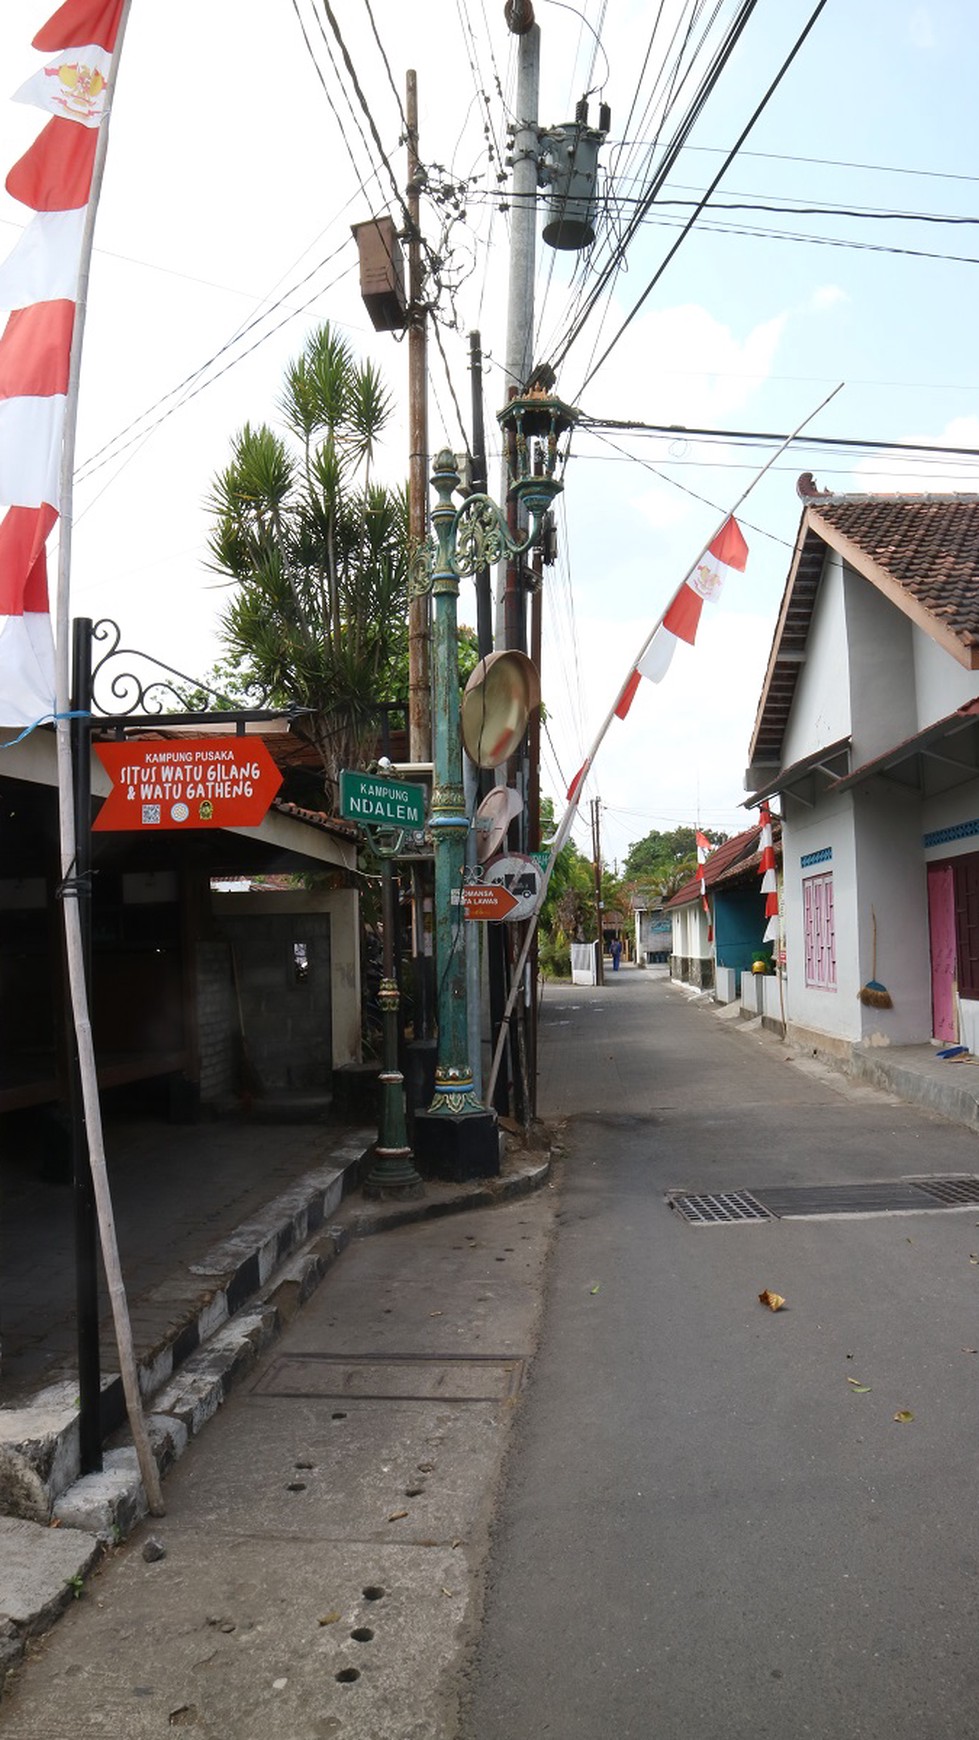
[{"x1": 610, "y1": 937, "x2": 622, "y2": 972}]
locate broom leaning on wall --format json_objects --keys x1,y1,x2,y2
[{"x1": 858, "y1": 909, "x2": 892, "y2": 1009}]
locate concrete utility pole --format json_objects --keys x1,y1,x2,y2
[
  {"x1": 406, "y1": 69, "x2": 431, "y2": 765},
  {"x1": 497, "y1": 2, "x2": 540, "y2": 648}
]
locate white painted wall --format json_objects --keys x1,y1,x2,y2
[
  {"x1": 913, "y1": 628, "x2": 979, "y2": 729},
  {"x1": 844, "y1": 567, "x2": 917, "y2": 766},
  {"x1": 715, "y1": 965, "x2": 738, "y2": 1003},
  {"x1": 782, "y1": 550, "x2": 851, "y2": 768},
  {"x1": 781, "y1": 788, "x2": 861, "y2": 1041},
  {"x1": 922, "y1": 775, "x2": 979, "y2": 860},
  {"x1": 851, "y1": 783, "x2": 931, "y2": 1043}
]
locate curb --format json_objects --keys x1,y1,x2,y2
[{"x1": 0, "y1": 1143, "x2": 553, "y2": 1695}]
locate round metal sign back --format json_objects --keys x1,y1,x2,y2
[{"x1": 481, "y1": 851, "x2": 543, "y2": 920}]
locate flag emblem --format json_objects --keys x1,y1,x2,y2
[{"x1": 43, "y1": 58, "x2": 108, "y2": 122}]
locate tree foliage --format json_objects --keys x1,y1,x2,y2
[
  {"x1": 623, "y1": 825, "x2": 728, "y2": 884},
  {"x1": 206, "y1": 323, "x2": 410, "y2": 806}
]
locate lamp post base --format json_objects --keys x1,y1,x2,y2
[
  {"x1": 413, "y1": 1107, "x2": 501, "y2": 1182},
  {"x1": 362, "y1": 1146, "x2": 426, "y2": 1199}
]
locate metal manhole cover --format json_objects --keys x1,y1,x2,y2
[
  {"x1": 252, "y1": 1353, "x2": 524, "y2": 1402},
  {"x1": 668, "y1": 1191, "x2": 772, "y2": 1226}
]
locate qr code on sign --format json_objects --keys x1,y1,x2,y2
[{"x1": 141, "y1": 804, "x2": 161, "y2": 825}]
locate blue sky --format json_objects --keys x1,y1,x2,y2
[{"x1": 1, "y1": 0, "x2": 976, "y2": 866}]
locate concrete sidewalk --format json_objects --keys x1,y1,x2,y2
[
  {"x1": 0, "y1": 1106, "x2": 551, "y2": 1699},
  {"x1": 0, "y1": 1183, "x2": 556, "y2": 1735}
]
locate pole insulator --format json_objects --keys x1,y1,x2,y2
[{"x1": 504, "y1": 0, "x2": 535, "y2": 33}]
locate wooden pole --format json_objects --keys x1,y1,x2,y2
[{"x1": 53, "y1": 0, "x2": 164, "y2": 1515}]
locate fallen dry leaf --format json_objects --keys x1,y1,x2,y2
[
  {"x1": 318, "y1": 1612, "x2": 341, "y2": 1626},
  {"x1": 847, "y1": 1378, "x2": 872, "y2": 1392},
  {"x1": 758, "y1": 1289, "x2": 786, "y2": 1312},
  {"x1": 388, "y1": 1509, "x2": 409, "y2": 1521},
  {"x1": 893, "y1": 1410, "x2": 914, "y2": 1423}
]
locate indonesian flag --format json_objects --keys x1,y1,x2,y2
[
  {"x1": 696, "y1": 828, "x2": 711, "y2": 937},
  {"x1": 0, "y1": 0, "x2": 125, "y2": 726},
  {"x1": 758, "y1": 801, "x2": 779, "y2": 942},
  {"x1": 615, "y1": 516, "x2": 749, "y2": 720},
  {"x1": 14, "y1": 44, "x2": 113, "y2": 127}
]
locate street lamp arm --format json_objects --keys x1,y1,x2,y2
[{"x1": 452, "y1": 491, "x2": 542, "y2": 574}]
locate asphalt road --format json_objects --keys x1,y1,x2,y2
[{"x1": 460, "y1": 968, "x2": 979, "y2": 1740}]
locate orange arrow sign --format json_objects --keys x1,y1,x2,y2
[
  {"x1": 93, "y1": 737, "x2": 282, "y2": 831},
  {"x1": 461, "y1": 882, "x2": 520, "y2": 921}
]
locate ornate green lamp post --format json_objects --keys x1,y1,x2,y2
[
  {"x1": 412, "y1": 388, "x2": 577, "y2": 1179},
  {"x1": 361, "y1": 806, "x2": 425, "y2": 1199}
]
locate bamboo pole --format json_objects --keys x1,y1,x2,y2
[
  {"x1": 53, "y1": 0, "x2": 164, "y2": 1515},
  {"x1": 485, "y1": 384, "x2": 844, "y2": 1107}
]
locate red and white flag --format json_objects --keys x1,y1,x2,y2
[
  {"x1": 0, "y1": 0, "x2": 124, "y2": 726},
  {"x1": 758, "y1": 801, "x2": 779, "y2": 942},
  {"x1": 696, "y1": 828, "x2": 712, "y2": 936},
  {"x1": 615, "y1": 516, "x2": 749, "y2": 720}
]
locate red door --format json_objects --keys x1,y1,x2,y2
[{"x1": 927, "y1": 863, "x2": 956, "y2": 1041}]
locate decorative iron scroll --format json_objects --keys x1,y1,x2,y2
[{"x1": 89, "y1": 618, "x2": 269, "y2": 718}]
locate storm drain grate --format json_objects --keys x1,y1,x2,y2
[
  {"x1": 668, "y1": 1190, "x2": 772, "y2": 1225},
  {"x1": 752, "y1": 1178, "x2": 979, "y2": 1217},
  {"x1": 670, "y1": 1176, "x2": 979, "y2": 1224},
  {"x1": 911, "y1": 1175, "x2": 979, "y2": 1205}
]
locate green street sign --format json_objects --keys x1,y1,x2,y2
[{"x1": 339, "y1": 769, "x2": 427, "y2": 830}]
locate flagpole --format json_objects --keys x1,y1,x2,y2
[
  {"x1": 52, "y1": 0, "x2": 165, "y2": 1516},
  {"x1": 484, "y1": 381, "x2": 844, "y2": 1107}
]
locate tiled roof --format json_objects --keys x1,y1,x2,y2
[
  {"x1": 271, "y1": 798, "x2": 358, "y2": 840},
  {"x1": 748, "y1": 494, "x2": 979, "y2": 775},
  {"x1": 811, "y1": 496, "x2": 979, "y2": 649},
  {"x1": 663, "y1": 825, "x2": 764, "y2": 911}
]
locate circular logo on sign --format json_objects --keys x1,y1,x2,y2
[{"x1": 170, "y1": 801, "x2": 190, "y2": 823}]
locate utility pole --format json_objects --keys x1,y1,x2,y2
[
  {"x1": 406, "y1": 69, "x2": 430, "y2": 765},
  {"x1": 591, "y1": 796, "x2": 605, "y2": 986},
  {"x1": 406, "y1": 70, "x2": 435, "y2": 1048},
  {"x1": 497, "y1": 1, "x2": 540, "y2": 648}
]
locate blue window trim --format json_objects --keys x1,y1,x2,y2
[
  {"x1": 923, "y1": 819, "x2": 979, "y2": 849},
  {"x1": 800, "y1": 847, "x2": 832, "y2": 867}
]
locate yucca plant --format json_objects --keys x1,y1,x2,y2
[{"x1": 206, "y1": 324, "x2": 409, "y2": 809}]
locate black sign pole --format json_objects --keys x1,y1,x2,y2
[{"x1": 68, "y1": 616, "x2": 102, "y2": 1473}]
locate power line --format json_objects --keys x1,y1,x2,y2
[
  {"x1": 571, "y1": 0, "x2": 833, "y2": 393},
  {"x1": 539, "y1": 0, "x2": 763, "y2": 375},
  {"x1": 577, "y1": 416, "x2": 979, "y2": 462}
]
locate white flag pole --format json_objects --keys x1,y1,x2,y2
[
  {"x1": 51, "y1": 0, "x2": 165, "y2": 1516},
  {"x1": 485, "y1": 383, "x2": 844, "y2": 1109}
]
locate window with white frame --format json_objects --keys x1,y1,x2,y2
[{"x1": 803, "y1": 871, "x2": 836, "y2": 990}]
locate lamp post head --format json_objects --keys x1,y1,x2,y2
[{"x1": 498, "y1": 388, "x2": 578, "y2": 506}]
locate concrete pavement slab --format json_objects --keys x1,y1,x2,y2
[
  {"x1": 0, "y1": 1518, "x2": 100, "y2": 1633},
  {"x1": 0, "y1": 1193, "x2": 555, "y2": 1733}
]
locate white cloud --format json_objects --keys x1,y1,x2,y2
[
  {"x1": 588, "y1": 302, "x2": 788, "y2": 427},
  {"x1": 541, "y1": 606, "x2": 774, "y2": 861},
  {"x1": 808, "y1": 285, "x2": 849, "y2": 312}
]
